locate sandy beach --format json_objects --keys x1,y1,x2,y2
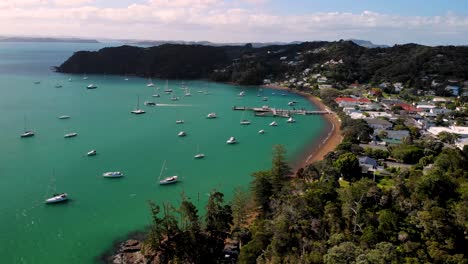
[{"x1": 263, "y1": 84, "x2": 342, "y2": 170}]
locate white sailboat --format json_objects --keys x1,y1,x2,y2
[
  {"x1": 240, "y1": 111, "x2": 251, "y2": 125},
  {"x1": 164, "y1": 80, "x2": 173, "y2": 93},
  {"x1": 20, "y1": 116, "x2": 35, "y2": 138},
  {"x1": 87, "y1": 150, "x2": 97, "y2": 156},
  {"x1": 152, "y1": 87, "x2": 160, "y2": 97},
  {"x1": 258, "y1": 129, "x2": 265, "y2": 134},
  {"x1": 58, "y1": 115, "x2": 70, "y2": 119},
  {"x1": 287, "y1": 117, "x2": 296, "y2": 123},
  {"x1": 194, "y1": 145, "x2": 205, "y2": 159},
  {"x1": 176, "y1": 120, "x2": 184, "y2": 124},
  {"x1": 269, "y1": 121, "x2": 278, "y2": 126},
  {"x1": 178, "y1": 131, "x2": 187, "y2": 137},
  {"x1": 158, "y1": 160, "x2": 178, "y2": 185},
  {"x1": 146, "y1": 78, "x2": 155, "y2": 87},
  {"x1": 87, "y1": 84, "x2": 97, "y2": 89},
  {"x1": 44, "y1": 175, "x2": 69, "y2": 204},
  {"x1": 131, "y1": 96, "x2": 146, "y2": 114}
]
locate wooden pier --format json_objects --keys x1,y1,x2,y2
[{"x1": 232, "y1": 106, "x2": 330, "y2": 117}]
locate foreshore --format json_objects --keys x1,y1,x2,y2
[{"x1": 262, "y1": 84, "x2": 342, "y2": 170}]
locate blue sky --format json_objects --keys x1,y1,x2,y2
[{"x1": 0, "y1": 0, "x2": 467, "y2": 45}]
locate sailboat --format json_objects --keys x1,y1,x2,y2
[
  {"x1": 64, "y1": 130, "x2": 78, "y2": 138},
  {"x1": 20, "y1": 116, "x2": 35, "y2": 138},
  {"x1": 158, "y1": 160, "x2": 178, "y2": 185},
  {"x1": 44, "y1": 175, "x2": 69, "y2": 204},
  {"x1": 269, "y1": 121, "x2": 278, "y2": 126},
  {"x1": 287, "y1": 117, "x2": 296, "y2": 123},
  {"x1": 164, "y1": 80, "x2": 173, "y2": 93},
  {"x1": 194, "y1": 145, "x2": 205, "y2": 159},
  {"x1": 147, "y1": 78, "x2": 155, "y2": 87},
  {"x1": 131, "y1": 96, "x2": 146, "y2": 114},
  {"x1": 152, "y1": 87, "x2": 160, "y2": 97},
  {"x1": 240, "y1": 111, "x2": 251, "y2": 125}
]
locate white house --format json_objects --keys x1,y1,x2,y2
[{"x1": 427, "y1": 126, "x2": 468, "y2": 138}]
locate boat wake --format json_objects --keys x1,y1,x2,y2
[{"x1": 156, "y1": 103, "x2": 192, "y2": 107}]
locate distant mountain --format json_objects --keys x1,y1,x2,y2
[
  {"x1": 0, "y1": 36, "x2": 99, "y2": 43},
  {"x1": 126, "y1": 40, "x2": 302, "y2": 48},
  {"x1": 349, "y1": 39, "x2": 389, "y2": 48}
]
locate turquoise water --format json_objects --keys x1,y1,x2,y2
[{"x1": 0, "y1": 42, "x2": 325, "y2": 263}]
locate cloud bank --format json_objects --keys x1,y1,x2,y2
[{"x1": 1, "y1": 0, "x2": 467, "y2": 45}]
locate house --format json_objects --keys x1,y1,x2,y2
[
  {"x1": 393, "y1": 83, "x2": 404, "y2": 92},
  {"x1": 433, "y1": 97, "x2": 447, "y2": 103},
  {"x1": 317, "y1": 77, "x2": 328, "y2": 83},
  {"x1": 455, "y1": 138, "x2": 468, "y2": 150},
  {"x1": 365, "y1": 118, "x2": 393, "y2": 130},
  {"x1": 335, "y1": 97, "x2": 371, "y2": 107},
  {"x1": 416, "y1": 104, "x2": 436, "y2": 112},
  {"x1": 375, "y1": 129, "x2": 410, "y2": 141},
  {"x1": 445, "y1": 85, "x2": 460, "y2": 96},
  {"x1": 393, "y1": 103, "x2": 419, "y2": 113},
  {"x1": 427, "y1": 126, "x2": 468, "y2": 138},
  {"x1": 358, "y1": 156, "x2": 378, "y2": 174}
]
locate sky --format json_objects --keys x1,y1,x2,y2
[{"x1": 1, "y1": 0, "x2": 468, "y2": 45}]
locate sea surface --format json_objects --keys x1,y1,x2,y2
[{"x1": 0, "y1": 42, "x2": 325, "y2": 263}]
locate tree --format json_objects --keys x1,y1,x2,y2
[
  {"x1": 270, "y1": 145, "x2": 292, "y2": 194},
  {"x1": 438, "y1": 132, "x2": 460, "y2": 144},
  {"x1": 323, "y1": 242, "x2": 363, "y2": 264},
  {"x1": 391, "y1": 144, "x2": 424, "y2": 164},
  {"x1": 251, "y1": 170, "x2": 273, "y2": 216},
  {"x1": 231, "y1": 187, "x2": 251, "y2": 228},
  {"x1": 205, "y1": 191, "x2": 233, "y2": 234},
  {"x1": 333, "y1": 153, "x2": 361, "y2": 181}
]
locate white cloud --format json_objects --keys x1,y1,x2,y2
[
  {"x1": 0, "y1": 1, "x2": 467, "y2": 45},
  {"x1": 53, "y1": 0, "x2": 94, "y2": 7}
]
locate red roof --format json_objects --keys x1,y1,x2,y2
[
  {"x1": 335, "y1": 97, "x2": 371, "y2": 103},
  {"x1": 394, "y1": 103, "x2": 420, "y2": 112}
]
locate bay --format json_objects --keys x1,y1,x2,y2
[{"x1": 0, "y1": 42, "x2": 325, "y2": 263}]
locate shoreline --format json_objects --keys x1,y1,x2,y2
[{"x1": 262, "y1": 84, "x2": 342, "y2": 170}]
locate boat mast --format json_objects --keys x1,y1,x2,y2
[{"x1": 158, "y1": 160, "x2": 166, "y2": 181}]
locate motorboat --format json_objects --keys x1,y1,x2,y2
[
  {"x1": 288, "y1": 101, "x2": 296, "y2": 106},
  {"x1": 152, "y1": 94, "x2": 160, "y2": 97},
  {"x1": 269, "y1": 121, "x2": 278, "y2": 126},
  {"x1": 131, "y1": 109, "x2": 146, "y2": 114},
  {"x1": 176, "y1": 120, "x2": 184, "y2": 124},
  {"x1": 239, "y1": 91, "x2": 245, "y2": 96},
  {"x1": 34, "y1": 81, "x2": 41, "y2": 84},
  {"x1": 262, "y1": 97, "x2": 268, "y2": 101},
  {"x1": 55, "y1": 84, "x2": 62, "y2": 88},
  {"x1": 258, "y1": 129, "x2": 265, "y2": 134},
  {"x1": 87, "y1": 150, "x2": 97, "y2": 156},
  {"x1": 178, "y1": 131, "x2": 186, "y2": 137},
  {"x1": 64, "y1": 132, "x2": 78, "y2": 138},
  {"x1": 226, "y1": 137, "x2": 237, "y2": 144},
  {"x1": 45, "y1": 193, "x2": 68, "y2": 204},
  {"x1": 21, "y1": 130, "x2": 35, "y2": 138},
  {"x1": 207, "y1": 113, "x2": 217, "y2": 119},
  {"x1": 287, "y1": 117, "x2": 296, "y2": 123},
  {"x1": 58, "y1": 115, "x2": 70, "y2": 119},
  {"x1": 240, "y1": 120, "x2": 251, "y2": 125},
  {"x1": 147, "y1": 82, "x2": 155, "y2": 87},
  {"x1": 194, "y1": 153, "x2": 205, "y2": 159},
  {"x1": 87, "y1": 84, "x2": 97, "y2": 89},
  {"x1": 184, "y1": 92, "x2": 191, "y2": 96},
  {"x1": 68, "y1": 78, "x2": 72, "y2": 82},
  {"x1": 144, "y1": 101, "x2": 156, "y2": 106},
  {"x1": 170, "y1": 96, "x2": 179, "y2": 101},
  {"x1": 159, "y1": 176, "x2": 178, "y2": 185},
  {"x1": 103, "y1": 171, "x2": 124, "y2": 178}
]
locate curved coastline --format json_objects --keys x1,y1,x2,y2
[{"x1": 262, "y1": 84, "x2": 342, "y2": 171}]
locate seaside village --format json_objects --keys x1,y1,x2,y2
[{"x1": 262, "y1": 55, "x2": 468, "y2": 178}]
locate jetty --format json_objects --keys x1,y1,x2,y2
[{"x1": 232, "y1": 106, "x2": 330, "y2": 117}]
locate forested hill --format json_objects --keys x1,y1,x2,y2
[{"x1": 57, "y1": 41, "x2": 468, "y2": 86}]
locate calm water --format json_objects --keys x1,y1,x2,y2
[{"x1": 0, "y1": 42, "x2": 325, "y2": 263}]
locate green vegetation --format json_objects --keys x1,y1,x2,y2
[{"x1": 57, "y1": 41, "x2": 468, "y2": 87}]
